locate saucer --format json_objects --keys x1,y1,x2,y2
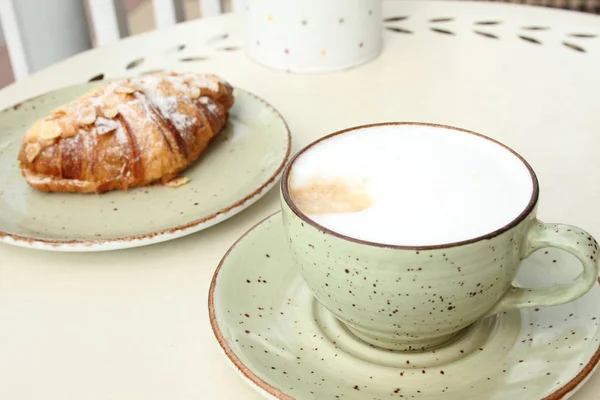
[
  {"x1": 209, "y1": 212, "x2": 600, "y2": 399},
  {"x1": 0, "y1": 83, "x2": 290, "y2": 251}
]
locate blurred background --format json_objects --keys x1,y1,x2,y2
[
  {"x1": 0, "y1": 0, "x2": 595, "y2": 89},
  {"x1": 0, "y1": 0, "x2": 235, "y2": 88}
]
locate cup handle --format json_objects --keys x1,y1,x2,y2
[{"x1": 485, "y1": 220, "x2": 599, "y2": 317}]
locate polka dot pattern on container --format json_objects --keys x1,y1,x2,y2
[{"x1": 244, "y1": 0, "x2": 383, "y2": 72}]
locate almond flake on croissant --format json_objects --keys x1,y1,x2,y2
[{"x1": 18, "y1": 71, "x2": 234, "y2": 193}]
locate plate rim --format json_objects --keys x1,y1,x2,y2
[
  {"x1": 208, "y1": 211, "x2": 600, "y2": 400},
  {"x1": 0, "y1": 85, "x2": 292, "y2": 251}
]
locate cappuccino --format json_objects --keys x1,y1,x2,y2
[{"x1": 288, "y1": 124, "x2": 534, "y2": 246}]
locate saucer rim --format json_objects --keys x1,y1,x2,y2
[
  {"x1": 208, "y1": 211, "x2": 600, "y2": 400},
  {"x1": 209, "y1": 211, "x2": 295, "y2": 400}
]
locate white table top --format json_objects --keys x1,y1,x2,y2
[{"x1": 1, "y1": 1, "x2": 600, "y2": 398}]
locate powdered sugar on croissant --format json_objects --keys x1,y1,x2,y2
[{"x1": 18, "y1": 72, "x2": 234, "y2": 193}]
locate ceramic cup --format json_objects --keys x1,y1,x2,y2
[
  {"x1": 280, "y1": 122, "x2": 600, "y2": 351},
  {"x1": 243, "y1": 0, "x2": 383, "y2": 73}
]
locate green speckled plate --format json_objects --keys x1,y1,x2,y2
[
  {"x1": 0, "y1": 83, "x2": 291, "y2": 251},
  {"x1": 209, "y1": 212, "x2": 600, "y2": 400}
]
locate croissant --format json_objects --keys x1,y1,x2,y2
[{"x1": 18, "y1": 72, "x2": 234, "y2": 193}]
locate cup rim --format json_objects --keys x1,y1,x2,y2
[{"x1": 280, "y1": 122, "x2": 540, "y2": 250}]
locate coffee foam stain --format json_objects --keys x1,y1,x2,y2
[{"x1": 289, "y1": 175, "x2": 372, "y2": 215}]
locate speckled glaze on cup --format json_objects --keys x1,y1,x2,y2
[
  {"x1": 280, "y1": 122, "x2": 600, "y2": 351},
  {"x1": 209, "y1": 212, "x2": 600, "y2": 400}
]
